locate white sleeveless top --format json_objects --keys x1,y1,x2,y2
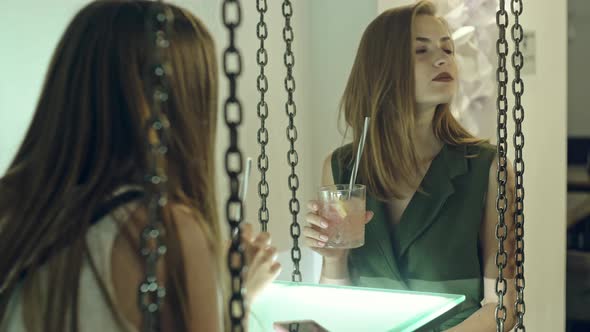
[{"x1": 0, "y1": 190, "x2": 140, "y2": 332}]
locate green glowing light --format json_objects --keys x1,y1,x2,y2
[{"x1": 248, "y1": 280, "x2": 465, "y2": 332}]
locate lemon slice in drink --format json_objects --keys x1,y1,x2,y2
[{"x1": 333, "y1": 199, "x2": 348, "y2": 218}]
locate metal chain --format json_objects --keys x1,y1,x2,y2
[
  {"x1": 139, "y1": 3, "x2": 173, "y2": 331},
  {"x1": 289, "y1": 322, "x2": 301, "y2": 332},
  {"x1": 256, "y1": 0, "x2": 270, "y2": 232},
  {"x1": 495, "y1": 1, "x2": 510, "y2": 331},
  {"x1": 282, "y1": 0, "x2": 302, "y2": 283},
  {"x1": 222, "y1": 0, "x2": 246, "y2": 331},
  {"x1": 511, "y1": 0, "x2": 526, "y2": 330}
]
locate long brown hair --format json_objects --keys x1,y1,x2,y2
[
  {"x1": 340, "y1": 0, "x2": 484, "y2": 200},
  {"x1": 0, "y1": 1, "x2": 219, "y2": 331}
]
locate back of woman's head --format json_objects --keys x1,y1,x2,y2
[
  {"x1": 0, "y1": 1, "x2": 218, "y2": 330},
  {"x1": 341, "y1": 0, "x2": 481, "y2": 200}
]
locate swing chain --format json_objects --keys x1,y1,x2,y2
[
  {"x1": 289, "y1": 322, "x2": 301, "y2": 332},
  {"x1": 223, "y1": 0, "x2": 246, "y2": 331},
  {"x1": 256, "y1": 0, "x2": 270, "y2": 232},
  {"x1": 282, "y1": 0, "x2": 302, "y2": 283},
  {"x1": 139, "y1": 3, "x2": 172, "y2": 331},
  {"x1": 511, "y1": 0, "x2": 526, "y2": 330},
  {"x1": 495, "y1": 1, "x2": 509, "y2": 331}
]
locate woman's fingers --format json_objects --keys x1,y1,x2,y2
[
  {"x1": 242, "y1": 231, "x2": 271, "y2": 265},
  {"x1": 223, "y1": 238, "x2": 230, "y2": 253},
  {"x1": 253, "y1": 231, "x2": 271, "y2": 248},
  {"x1": 251, "y1": 246, "x2": 278, "y2": 269},
  {"x1": 258, "y1": 247, "x2": 282, "y2": 277},
  {"x1": 302, "y1": 224, "x2": 328, "y2": 248},
  {"x1": 303, "y1": 237, "x2": 327, "y2": 248},
  {"x1": 305, "y1": 212, "x2": 329, "y2": 229},
  {"x1": 243, "y1": 245, "x2": 281, "y2": 302},
  {"x1": 270, "y1": 261, "x2": 281, "y2": 273},
  {"x1": 307, "y1": 200, "x2": 320, "y2": 213},
  {"x1": 302, "y1": 225, "x2": 329, "y2": 243},
  {"x1": 240, "y1": 223, "x2": 255, "y2": 242},
  {"x1": 364, "y1": 210, "x2": 375, "y2": 224}
]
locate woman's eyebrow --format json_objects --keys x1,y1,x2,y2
[{"x1": 415, "y1": 36, "x2": 452, "y2": 42}]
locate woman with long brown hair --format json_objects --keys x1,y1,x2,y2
[
  {"x1": 0, "y1": 1, "x2": 279, "y2": 331},
  {"x1": 304, "y1": 1, "x2": 517, "y2": 331}
]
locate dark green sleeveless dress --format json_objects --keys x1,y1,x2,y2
[{"x1": 331, "y1": 143, "x2": 496, "y2": 331}]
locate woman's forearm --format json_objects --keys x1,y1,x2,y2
[
  {"x1": 446, "y1": 303, "x2": 515, "y2": 332},
  {"x1": 318, "y1": 257, "x2": 352, "y2": 285}
]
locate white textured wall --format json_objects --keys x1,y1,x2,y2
[
  {"x1": 378, "y1": 0, "x2": 415, "y2": 12},
  {"x1": 304, "y1": 0, "x2": 380, "y2": 283},
  {"x1": 0, "y1": 1, "x2": 89, "y2": 173},
  {"x1": 513, "y1": 1, "x2": 567, "y2": 330},
  {"x1": 568, "y1": 0, "x2": 590, "y2": 137},
  {"x1": 205, "y1": 0, "x2": 317, "y2": 282}
]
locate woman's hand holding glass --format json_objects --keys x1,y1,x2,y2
[
  {"x1": 232, "y1": 223, "x2": 281, "y2": 306},
  {"x1": 303, "y1": 200, "x2": 374, "y2": 262}
]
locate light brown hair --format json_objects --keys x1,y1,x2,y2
[
  {"x1": 340, "y1": 0, "x2": 484, "y2": 200},
  {"x1": 0, "y1": 1, "x2": 220, "y2": 331}
]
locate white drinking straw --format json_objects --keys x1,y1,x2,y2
[
  {"x1": 239, "y1": 157, "x2": 252, "y2": 204},
  {"x1": 233, "y1": 158, "x2": 252, "y2": 237},
  {"x1": 348, "y1": 117, "x2": 370, "y2": 198}
]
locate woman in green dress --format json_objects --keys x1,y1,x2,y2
[{"x1": 303, "y1": 1, "x2": 517, "y2": 331}]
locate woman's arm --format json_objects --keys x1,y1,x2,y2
[
  {"x1": 447, "y1": 157, "x2": 517, "y2": 332},
  {"x1": 173, "y1": 205, "x2": 225, "y2": 332},
  {"x1": 178, "y1": 209, "x2": 281, "y2": 332},
  {"x1": 314, "y1": 153, "x2": 374, "y2": 285},
  {"x1": 318, "y1": 153, "x2": 354, "y2": 285},
  {"x1": 111, "y1": 204, "x2": 226, "y2": 331}
]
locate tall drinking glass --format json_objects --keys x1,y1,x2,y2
[{"x1": 317, "y1": 184, "x2": 366, "y2": 249}]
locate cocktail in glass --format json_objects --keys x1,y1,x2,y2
[{"x1": 317, "y1": 184, "x2": 366, "y2": 249}]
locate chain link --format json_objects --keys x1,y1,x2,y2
[
  {"x1": 139, "y1": 3, "x2": 172, "y2": 331},
  {"x1": 281, "y1": 0, "x2": 302, "y2": 283},
  {"x1": 511, "y1": 0, "x2": 526, "y2": 330},
  {"x1": 256, "y1": 0, "x2": 270, "y2": 232},
  {"x1": 495, "y1": 1, "x2": 509, "y2": 331},
  {"x1": 222, "y1": 0, "x2": 246, "y2": 331},
  {"x1": 289, "y1": 322, "x2": 301, "y2": 332}
]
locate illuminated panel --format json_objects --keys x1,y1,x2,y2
[{"x1": 249, "y1": 281, "x2": 465, "y2": 332}]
